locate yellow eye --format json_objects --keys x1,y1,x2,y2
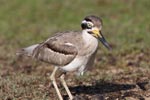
[{"x1": 87, "y1": 22, "x2": 93, "y2": 28}]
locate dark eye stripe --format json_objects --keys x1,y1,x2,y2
[
  {"x1": 81, "y1": 20, "x2": 93, "y2": 29},
  {"x1": 84, "y1": 18, "x2": 92, "y2": 22},
  {"x1": 87, "y1": 31, "x2": 94, "y2": 34}
]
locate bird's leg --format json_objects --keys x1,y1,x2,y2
[
  {"x1": 60, "y1": 74, "x2": 73, "y2": 100},
  {"x1": 50, "y1": 67, "x2": 63, "y2": 100}
]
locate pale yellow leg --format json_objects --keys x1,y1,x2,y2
[
  {"x1": 50, "y1": 67, "x2": 63, "y2": 100},
  {"x1": 60, "y1": 74, "x2": 73, "y2": 100}
]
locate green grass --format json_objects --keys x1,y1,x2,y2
[
  {"x1": 0, "y1": 0, "x2": 150, "y2": 99},
  {"x1": 0, "y1": 0, "x2": 150, "y2": 56}
]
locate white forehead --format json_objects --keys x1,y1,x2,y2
[
  {"x1": 81, "y1": 20, "x2": 94, "y2": 25},
  {"x1": 81, "y1": 20, "x2": 87, "y2": 24}
]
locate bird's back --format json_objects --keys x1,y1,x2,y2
[{"x1": 47, "y1": 31, "x2": 84, "y2": 48}]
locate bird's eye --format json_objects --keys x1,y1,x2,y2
[{"x1": 87, "y1": 22, "x2": 93, "y2": 29}]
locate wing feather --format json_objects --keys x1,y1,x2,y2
[{"x1": 32, "y1": 38, "x2": 78, "y2": 66}]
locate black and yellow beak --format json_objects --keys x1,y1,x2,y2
[
  {"x1": 98, "y1": 31, "x2": 112, "y2": 50},
  {"x1": 90, "y1": 28, "x2": 112, "y2": 50}
]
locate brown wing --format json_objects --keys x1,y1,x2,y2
[{"x1": 32, "y1": 38, "x2": 78, "y2": 66}]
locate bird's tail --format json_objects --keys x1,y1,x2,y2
[{"x1": 16, "y1": 44, "x2": 39, "y2": 57}]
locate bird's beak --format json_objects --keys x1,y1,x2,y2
[
  {"x1": 98, "y1": 31, "x2": 112, "y2": 50},
  {"x1": 91, "y1": 28, "x2": 112, "y2": 50}
]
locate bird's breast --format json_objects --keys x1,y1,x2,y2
[{"x1": 61, "y1": 56, "x2": 86, "y2": 71}]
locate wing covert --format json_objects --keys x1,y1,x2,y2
[{"x1": 32, "y1": 38, "x2": 78, "y2": 66}]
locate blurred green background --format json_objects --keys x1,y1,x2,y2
[
  {"x1": 0, "y1": 0, "x2": 150, "y2": 63},
  {"x1": 0, "y1": 0, "x2": 150, "y2": 60},
  {"x1": 0, "y1": 0, "x2": 150, "y2": 99}
]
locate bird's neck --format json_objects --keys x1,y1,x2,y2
[{"x1": 80, "y1": 30, "x2": 99, "y2": 56}]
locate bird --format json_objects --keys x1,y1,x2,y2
[{"x1": 17, "y1": 15, "x2": 111, "y2": 100}]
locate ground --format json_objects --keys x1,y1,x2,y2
[{"x1": 0, "y1": 0, "x2": 150, "y2": 100}]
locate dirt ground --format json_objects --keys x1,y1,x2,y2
[{"x1": 0, "y1": 49, "x2": 150, "y2": 100}]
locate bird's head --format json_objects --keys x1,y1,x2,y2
[{"x1": 81, "y1": 15, "x2": 111, "y2": 50}]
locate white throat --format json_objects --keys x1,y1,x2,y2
[{"x1": 82, "y1": 30, "x2": 97, "y2": 43}]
